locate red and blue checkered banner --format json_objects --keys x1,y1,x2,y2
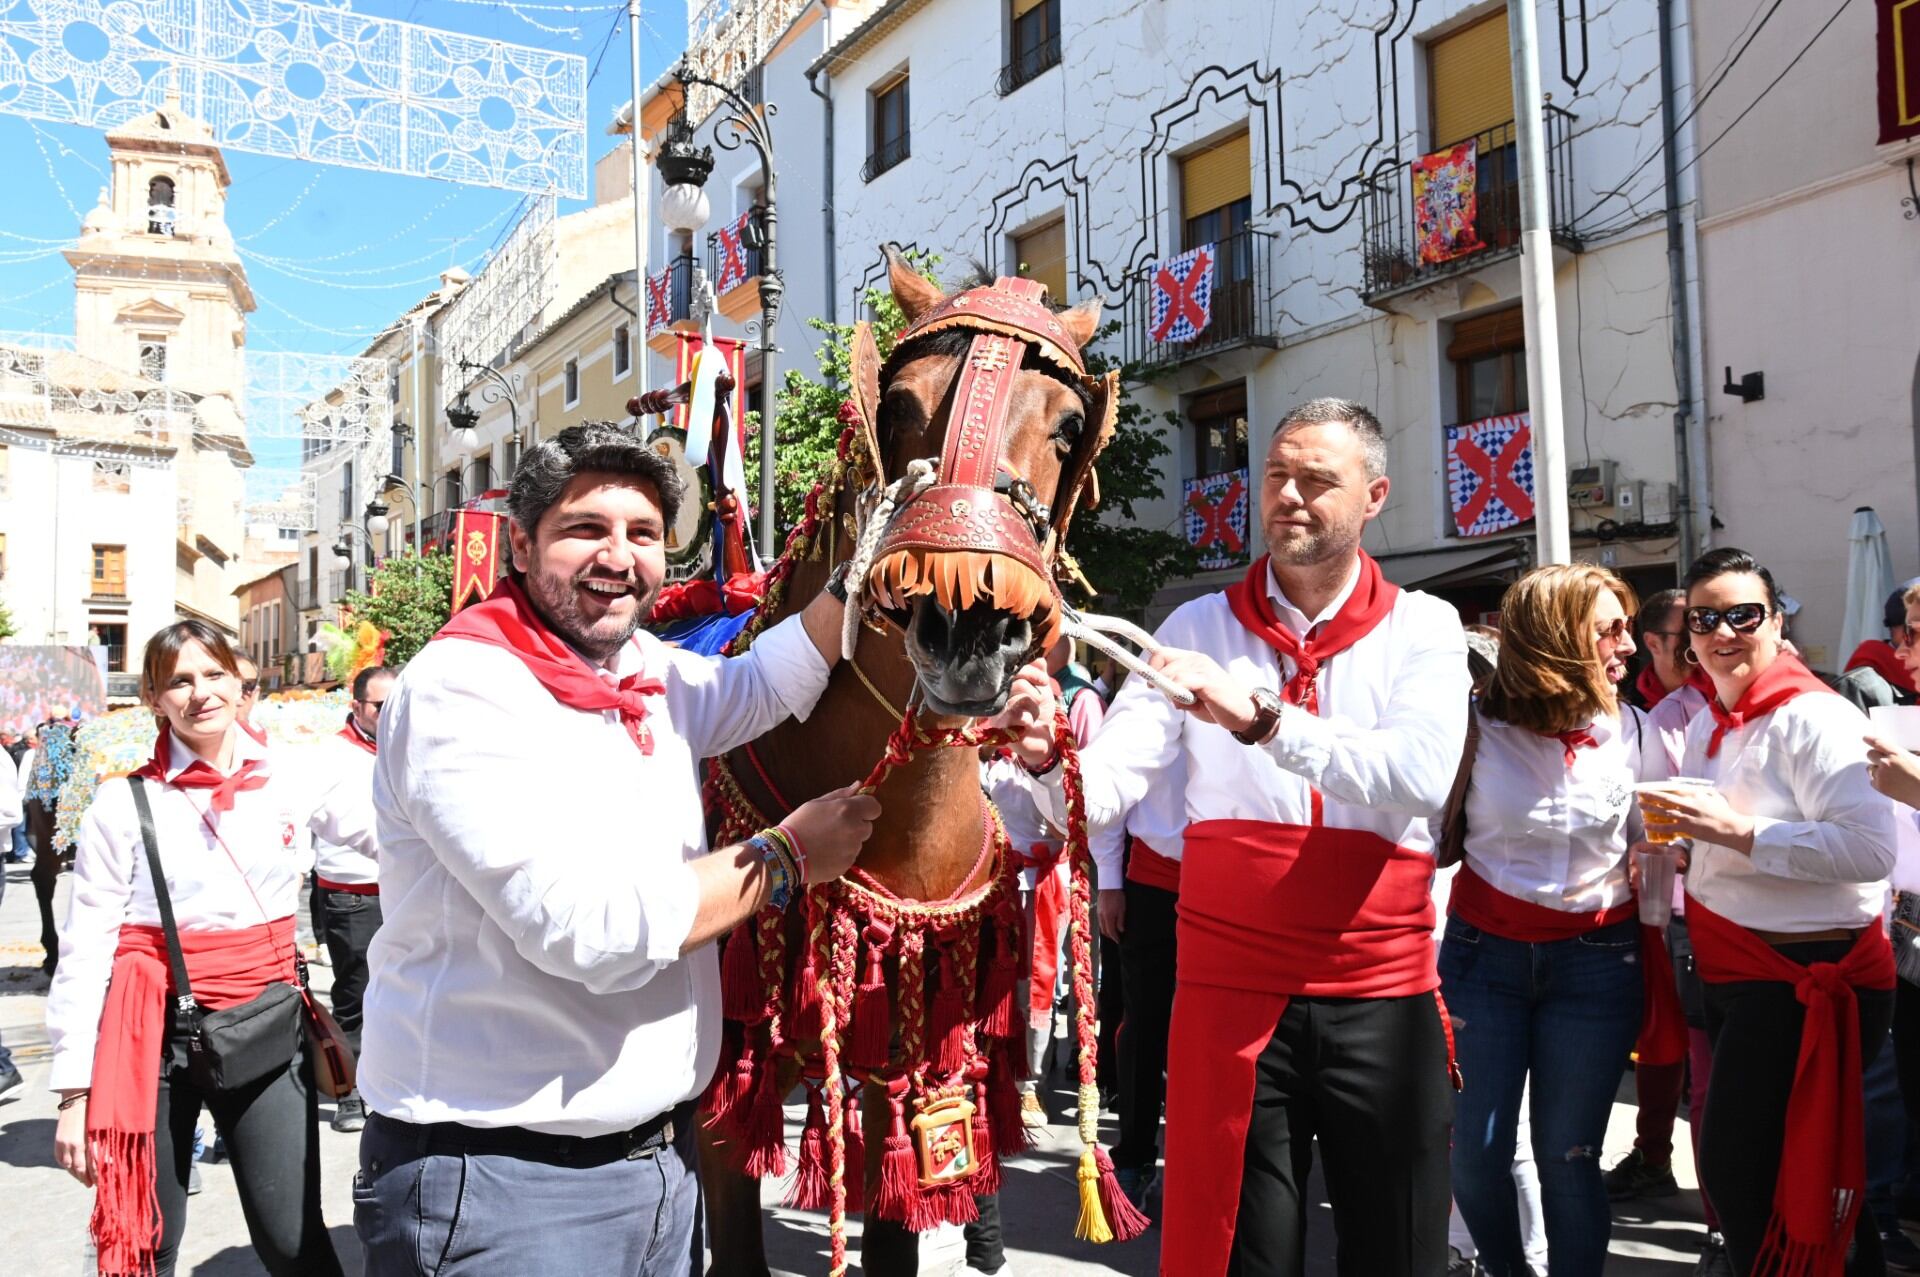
[
  {"x1": 1149, "y1": 243, "x2": 1216, "y2": 343},
  {"x1": 1446, "y1": 413, "x2": 1536, "y2": 537},
  {"x1": 714, "y1": 211, "x2": 752, "y2": 294},
  {"x1": 1183, "y1": 468, "x2": 1250, "y2": 569},
  {"x1": 646, "y1": 269, "x2": 671, "y2": 334}
]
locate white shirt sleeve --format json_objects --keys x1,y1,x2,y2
[
  {"x1": 1020, "y1": 663, "x2": 1185, "y2": 855},
  {"x1": 1747, "y1": 699, "x2": 1898, "y2": 885},
  {"x1": 665, "y1": 613, "x2": 832, "y2": 762},
  {"x1": 45, "y1": 783, "x2": 136, "y2": 1089},
  {"x1": 304, "y1": 742, "x2": 379, "y2": 862},
  {"x1": 378, "y1": 656, "x2": 701, "y2": 994},
  {"x1": 0, "y1": 749, "x2": 19, "y2": 831}
]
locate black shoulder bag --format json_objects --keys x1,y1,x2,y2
[{"x1": 128, "y1": 776, "x2": 307, "y2": 1093}]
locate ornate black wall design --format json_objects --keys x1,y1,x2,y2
[
  {"x1": 1559, "y1": 0, "x2": 1591, "y2": 90},
  {"x1": 979, "y1": 156, "x2": 1116, "y2": 308},
  {"x1": 850, "y1": 241, "x2": 925, "y2": 318}
]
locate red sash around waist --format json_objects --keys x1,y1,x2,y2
[
  {"x1": 1449, "y1": 863, "x2": 1687, "y2": 1067},
  {"x1": 1124, "y1": 837, "x2": 1181, "y2": 893},
  {"x1": 314, "y1": 875, "x2": 379, "y2": 896},
  {"x1": 87, "y1": 918, "x2": 297, "y2": 1277},
  {"x1": 1685, "y1": 894, "x2": 1894, "y2": 1277}
]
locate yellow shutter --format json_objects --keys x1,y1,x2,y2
[
  {"x1": 1012, "y1": 0, "x2": 1047, "y2": 15},
  {"x1": 1181, "y1": 131, "x2": 1252, "y2": 220},
  {"x1": 1015, "y1": 219, "x2": 1069, "y2": 304},
  {"x1": 1429, "y1": 12, "x2": 1515, "y2": 146}
]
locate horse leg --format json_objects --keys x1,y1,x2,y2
[
  {"x1": 701, "y1": 1050, "x2": 808, "y2": 1277},
  {"x1": 857, "y1": 1081, "x2": 922, "y2": 1276}
]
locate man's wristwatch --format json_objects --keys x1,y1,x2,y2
[
  {"x1": 825, "y1": 560, "x2": 853, "y2": 604},
  {"x1": 1232, "y1": 687, "x2": 1285, "y2": 746}
]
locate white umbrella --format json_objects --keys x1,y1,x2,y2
[{"x1": 1840, "y1": 506, "x2": 1895, "y2": 664}]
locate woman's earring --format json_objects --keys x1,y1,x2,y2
[{"x1": 1682, "y1": 645, "x2": 1700, "y2": 666}]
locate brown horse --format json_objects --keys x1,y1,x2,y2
[{"x1": 697, "y1": 249, "x2": 1117, "y2": 1276}]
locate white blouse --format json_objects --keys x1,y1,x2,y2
[
  {"x1": 1461, "y1": 706, "x2": 1664, "y2": 915},
  {"x1": 1680, "y1": 691, "x2": 1896, "y2": 932},
  {"x1": 46, "y1": 727, "x2": 378, "y2": 1088}
]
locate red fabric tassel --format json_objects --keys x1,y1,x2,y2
[
  {"x1": 784, "y1": 1083, "x2": 830, "y2": 1211},
  {"x1": 701, "y1": 1031, "x2": 756, "y2": 1145},
  {"x1": 931, "y1": 952, "x2": 968, "y2": 1076},
  {"x1": 871, "y1": 1089, "x2": 920, "y2": 1225},
  {"x1": 970, "y1": 1077, "x2": 1001, "y2": 1195},
  {"x1": 844, "y1": 1088, "x2": 867, "y2": 1215},
  {"x1": 920, "y1": 1179, "x2": 978, "y2": 1229},
  {"x1": 978, "y1": 923, "x2": 1019, "y2": 1040},
  {"x1": 789, "y1": 932, "x2": 823, "y2": 1044},
  {"x1": 1094, "y1": 1144, "x2": 1151, "y2": 1242},
  {"x1": 988, "y1": 1044, "x2": 1031, "y2": 1155},
  {"x1": 847, "y1": 927, "x2": 892, "y2": 1072},
  {"x1": 741, "y1": 1051, "x2": 789, "y2": 1180},
  {"x1": 722, "y1": 923, "x2": 764, "y2": 1024},
  {"x1": 89, "y1": 1129, "x2": 159, "y2": 1277}
]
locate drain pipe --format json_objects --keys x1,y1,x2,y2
[
  {"x1": 1658, "y1": 0, "x2": 1708, "y2": 564},
  {"x1": 806, "y1": 54, "x2": 836, "y2": 327}
]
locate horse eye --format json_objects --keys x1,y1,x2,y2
[{"x1": 1051, "y1": 413, "x2": 1085, "y2": 454}]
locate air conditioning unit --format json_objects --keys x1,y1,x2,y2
[{"x1": 1568, "y1": 461, "x2": 1617, "y2": 509}]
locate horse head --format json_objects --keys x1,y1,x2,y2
[{"x1": 845, "y1": 246, "x2": 1119, "y2": 716}]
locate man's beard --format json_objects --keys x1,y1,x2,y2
[
  {"x1": 1266, "y1": 512, "x2": 1363, "y2": 568},
  {"x1": 524, "y1": 563, "x2": 658, "y2": 661}
]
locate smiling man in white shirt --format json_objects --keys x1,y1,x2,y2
[{"x1": 354, "y1": 422, "x2": 882, "y2": 1277}]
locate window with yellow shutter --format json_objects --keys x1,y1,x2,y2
[
  {"x1": 1179, "y1": 130, "x2": 1255, "y2": 310},
  {"x1": 1428, "y1": 12, "x2": 1515, "y2": 147},
  {"x1": 92, "y1": 544, "x2": 127, "y2": 598},
  {"x1": 1013, "y1": 219, "x2": 1069, "y2": 305}
]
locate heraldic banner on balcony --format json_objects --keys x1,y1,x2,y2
[
  {"x1": 1446, "y1": 413, "x2": 1536, "y2": 538},
  {"x1": 714, "y1": 211, "x2": 753, "y2": 294},
  {"x1": 1184, "y1": 468, "x2": 1250, "y2": 570},
  {"x1": 451, "y1": 507, "x2": 505, "y2": 612},
  {"x1": 1150, "y1": 243, "x2": 1216, "y2": 343},
  {"x1": 1880, "y1": 0, "x2": 1920, "y2": 143},
  {"x1": 1413, "y1": 140, "x2": 1485, "y2": 265},
  {"x1": 646, "y1": 268, "x2": 672, "y2": 334}
]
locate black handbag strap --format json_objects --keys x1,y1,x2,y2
[{"x1": 128, "y1": 776, "x2": 197, "y2": 1015}]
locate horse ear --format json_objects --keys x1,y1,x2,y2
[
  {"x1": 1058, "y1": 296, "x2": 1102, "y2": 351},
  {"x1": 850, "y1": 320, "x2": 885, "y2": 471},
  {"x1": 884, "y1": 243, "x2": 944, "y2": 322}
]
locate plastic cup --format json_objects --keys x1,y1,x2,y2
[
  {"x1": 1633, "y1": 846, "x2": 1678, "y2": 926},
  {"x1": 1634, "y1": 778, "x2": 1715, "y2": 846}
]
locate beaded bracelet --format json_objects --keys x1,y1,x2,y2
[
  {"x1": 769, "y1": 823, "x2": 809, "y2": 888},
  {"x1": 748, "y1": 831, "x2": 797, "y2": 911}
]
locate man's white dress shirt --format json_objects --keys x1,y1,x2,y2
[
  {"x1": 359, "y1": 615, "x2": 829, "y2": 1137},
  {"x1": 46, "y1": 728, "x2": 377, "y2": 1088},
  {"x1": 1647, "y1": 681, "x2": 1709, "y2": 773},
  {"x1": 312, "y1": 725, "x2": 379, "y2": 885}
]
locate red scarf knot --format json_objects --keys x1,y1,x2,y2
[
  {"x1": 610, "y1": 671, "x2": 669, "y2": 754},
  {"x1": 1704, "y1": 654, "x2": 1835, "y2": 758},
  {"x1": 1223, "y1": 553, "x2": 1400, "y2": 714},
  {"x1": 1549, "y1": 727, "x2": 1599, "y2": 769},
  {"x1": 133, "y1": 724, "x2": 269, "y2": 814}
]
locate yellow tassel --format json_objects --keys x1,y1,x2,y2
[{"x1": 1075, "y1": 1146, "x2": 1114, "y2": 1243}]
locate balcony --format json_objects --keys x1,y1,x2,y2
[
  {"x1": 1123, "y1": 225, "x2": 1282, "y2": 369},
  {"x1": 1361, "y1": 109, "x2": 1580, "y2": 304},
  {"x1": 861, "y1": 132, "x2": 910, "y2": 183},
  {"x1": 416, "y1": 510, "x2": 457, "y2": 552},
  {"x1": 998, "y1": 32, "x2": 1061, "y2": 95},
  {"x1": 647, "y1": 253, "x2": 698, "y2": 341},
  {"x1": 705, "y1": 217, "x2": 765, "y2": 321}
]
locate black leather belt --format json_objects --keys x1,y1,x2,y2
[{"x1": 374, "y1": 1100, "x2": 694, "y2": 1166}]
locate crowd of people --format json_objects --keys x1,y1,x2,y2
[{"x1": 11, "y1": 404, "x2": 1920, "y2": 1277}]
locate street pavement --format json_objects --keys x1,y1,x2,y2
[{"x1": 0, "y1": 860, "x2": 1710, "y2": 1275}]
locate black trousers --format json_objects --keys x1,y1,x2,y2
[
  {"x1": 1114, "y1": 877, "x2": 1177, "y2": 1171},
  {"x1": 315, "y1": 886, "x2": 383, "y2": 1054},
  {"x1": 1230, "y1": 993, "x2": 1454, "y2": 1277},
  {"x1": 1098, "y1": 934, "x2": 1123, "y2": 1096},
  {"x1": 862, "y1": 1194, "x2": 1003, "y2": 1273},
  {"x1": 151, "y1": 1051, "x2": 341, "y2": 1276},
  {"x1": 1701, "y1": 941, "x2": 1896, "y2": 1277},
  {"x1": 1891, "y1": 979, "x2": 1920, "y2": 1136}
]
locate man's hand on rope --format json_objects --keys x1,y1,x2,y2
[
  {"x1": 988, "y1": 659, "x2": 1059, "y2": 769},
  {"x1": 786, "y1": 784, "x2": 884, "y2": 883},
  {"x1": 1148, "y1": 647, "x2": 1259, "y2": 734}
]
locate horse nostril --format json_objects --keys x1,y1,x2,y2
[{"x1": 913, "y1": 600, "x2": 955, "y2": 657}]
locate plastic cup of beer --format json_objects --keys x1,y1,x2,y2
[
  {"x1": 1633, "y1": 778, "x2": 1714, "y2": 847},
  {"x1": 1632, "y1": 846, "x2": 1678, "y2": 926}
]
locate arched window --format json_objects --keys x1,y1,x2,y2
[{"x1": 147, "y1": 176, "x2": 176, "y2": 234}]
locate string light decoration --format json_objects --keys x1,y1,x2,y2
[
  {"x1": 243, "y1": 349, "x2": 392, "y2": 448},
  {"x1": 240, "y1": 470, "x2": 319, "y2": 529},
  {"x1": 0, "y1": 0, "x2": 589, "y2": 196},
  {"x1": 436, "y1": 193, "x2": 555, "y2": 405}
]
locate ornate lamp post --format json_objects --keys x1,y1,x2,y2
[
  {"x1": 386, "y1": 417, "x2": 423, "y2": 555},
  {"x1": 446, "y1": 359, "x2": 522, "y2": 451}
]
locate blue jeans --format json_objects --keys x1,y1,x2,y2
[
  {"x1": 1439, "y1": 914, "x2": 1643, "y2": 1277},
  {"x1": 1866, "y1": 1022, "x2": 1906, "y2": 1232}
]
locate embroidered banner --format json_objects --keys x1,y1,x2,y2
[
  {"x1": 672, "y1": 332, "x2": 748, "y2": 440},
  {"x1": 1413, "y1": 140, "x2": 1485, "y2": 265},
  {"x1": 1183, "y1": 468, "x2": 1250, "y2": 570},
  {"x1": 714, "y1": 211, "x2": 753, "y2": 294},
  {"x1": 1149, "y1": 243, "x2": 1217, "y2": 343},
  {"x1": 1446, "y1": 413, "x2": 1536, "y2": 538},
  {"x1": 645, "y1": 269, "x2": 672, "y2": 334},
  {"x1": 1881, "y1": 0, "x2": 1920, "y2": 143},
  {"x1": 451, "y1": 508, "x2": 506, "y2": 612}
]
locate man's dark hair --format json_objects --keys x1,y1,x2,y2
[
  {"x1": 1681, "y1": 546, "x2": 1780, "y2": 609},
  {"x1": 507, "y1": 421, "x2": 683, "y2": 548},
  {"x1": 1636, "y1": 587, "x2": 1685, "y2": 641},
  {"x1": 352, "y1": 665, "x2": 396, "y2": 701},
  {"x1": 1272, "y1": 397, "x2": 1389, "y2": 480}
]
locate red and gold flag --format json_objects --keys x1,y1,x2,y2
[{"x1": 451, "y1": 508, "x2": 506, "y2": 612}]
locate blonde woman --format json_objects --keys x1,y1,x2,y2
[{"x1": 1440, "y1": 564, "x2": 1661, "y2": 1277}]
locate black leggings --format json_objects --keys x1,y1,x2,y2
[
  {"x1": 149, "y1": 1052, "x2": 342, "y2": 1276},
  {"x1": 1701, "y1": 941, "x2": 1895, "y2": 1277}
]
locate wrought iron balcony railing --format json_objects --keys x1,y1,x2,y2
[
  {"x1": 1123, "y1": 225, "x2": 1282, "y2": 368},
  {"x1": 998, "y1": 33, "x2": 1061, "y2": 95},
  {"x1": 705, "y1": 215, "x2": 765, "y2": 292},
  {"x1": 1362, "y1": 108, "x2": 1580, "y2": 301},
  {"x1": 861, "y1": 133, "x2": 910, "y2": 183}
]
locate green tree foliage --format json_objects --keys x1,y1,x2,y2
[
  {"x1": 744, "y1": 262, "x2": 1195, "y2": 617},
  {"x1": 0, "y1": 596, "x2": 15, "y2": 641},
  {"x1": 339, "y1": 550, "x2": 456, "y2": 668}
]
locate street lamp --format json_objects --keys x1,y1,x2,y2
[
  {"x1": 365, "y1": 500, "x2": 391, "y2": 538},
  {"x1": 388, "y1": 417, "x2": 422, "y2": 555},
  {"x1": 446, "y1": 359, "x2": 522, "y2": 449},
  {"x1": 672, "y1": 62, "x2": 784, "y2": 555}
]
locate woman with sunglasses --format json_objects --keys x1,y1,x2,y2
[
  {"x1": 1646, "y1": 547, "x2": 1896, "y2": 1277},
  {"x1": 44, "y1": 620, "x2": 377, "y2": 1277},
  {"x1": 1439, "y1": 564, "x2": 1664, "y2": 1277}
]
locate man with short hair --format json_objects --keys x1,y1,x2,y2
[
  {"x1": 313, "y1": 663, "x2": 394, "y2": 1133},
  {"x1": 234, "y1": 654, "x2": 260, "y2": 727},
  {"x1": 355, "y1": 423, "x2": 889, "y2": 1275},
  {"x1": 1636, "y1": 589, "x2": 1713, "y2": 770},
  {"x1": 1008, "y1": 397, "x2": 1468, "y2": 1275}
]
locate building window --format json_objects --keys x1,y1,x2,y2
[
  {"x1": 564, "y1": 357, "x2": 580, "y2": 407},
  {"x1": 146, "y1": 176, "x2": 175, "y2": 234},
  {"x1": 95, "y1": 622, "x2": 129, "y2": 673},
  {"x1": 864, "y1": 71, "x2": 911, "y2": 181},
  {"x1": 306, "y1": 547, "x2": 318, "y2": 607},
  {"x1": 442, "y1": 468, "x2": 461, "y2": 509},
  {"x1": 341, "y1": 459, "x2": 355, "y2": 521},
  {"x1": 1002, "y1": 0, "x2": 1061, "y2": 94},
  {"x1": 92, "y1": 459, "x2": 131, "y2": 493},
  {"x1": 1187, "y1": 383, "x2": 1250, "y2": 478},
  {"x1": 472, "y1": 455, "x2": 493, "y2": 496},
  {"x1": 1427, "y1": 12, "x2": 1521, "y2": 251},
  {"x1": 1449, "y1": 307, "x2": 1529, "y2": 421},
  {"x1": 612, "y1": 324, "x2": 631, "y2": 379},
  {"x1": 138, "y1": 337, "x2": 167, "y2": 382},
  {"x1": 1182, "y1": 131, "x2": 1253, "y2": 256},
  {"x1": 91, "y1": 544, "x2": 127, "y2": 598},
  {"x1": 1013, "y1": 218, "x2": 1069, "y2": 305}
]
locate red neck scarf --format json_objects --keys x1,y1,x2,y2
[
  {"x1": 1706, "y1": 654, "x2": 1835, "y2": 758},
  {"x1": 338, "y1": 716, "x2": 377, "y2": 755},
  {"x1": 1224, "y1": 552, "x2": 1400, "y2": 711},
  {"x1": 436, "y1": 575, "x2": 667, "y2": 754},
  {"x1": 1635, "y1": 664, "x2": 1674, "y2": 708},
  {"x1": 133, "y1": 724, "x2": 268, "y2": 814},
  {"x1": 1846, "y1": 639, "x2": 1917, "y2": 694},
  {"x1": 1684, "y1": 894, "x2": 1893, "y2": 1276},
  {"x1": 1548, "y1": 727, "x2": 1598, "y2": 769}
]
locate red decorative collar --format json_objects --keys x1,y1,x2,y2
[{"x1": 1705, "y1": 654, "x2": 1835, "y2": 758}]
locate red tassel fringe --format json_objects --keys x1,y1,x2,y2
[
  {"x1": 89, "y1": 1128, "x2": 160, "y2": 1277},
  {"x1": 871, "y1": 1121, "x2": 919, "y2": 1224},
  {"x1": 784, "y1": 1084, "x2": 830, "y2": 1211},
  {"x1": 789, "y1": 938, "x2": 823, "y2": 1044},
  {"x1": 1094, "y1": 1144, "x2": 1152, "y2": 1242},
  {"x1": 722, "y1": 924, "x2": 764, "y2": 1024},
  {"x1": 988, "y1": 1045, "x2": 1031, "y2": 1155},
  {"x1": 847, "y1": 931, "x2": 892, "y2": 1072},
  {"x1": 978, "y1": 923, "x2": 1018, "y2": 1040},
  {"x1": 930, "y1": 953, "x2": 968, "y2": 1076},
  {"x1": 844, "y1": 1089, "x2": 867, "y2": 1215},
  {"x1": 702, "y1": 1035, "x2": 757, "y2": 1148},
  {"x1": 741, "y1": 1052, "x2": 789, "y2": 1179},
  {"x1": 970, "y1": 1081, "x2": 1001, "y2": 1195}
]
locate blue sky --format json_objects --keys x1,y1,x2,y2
[{"x1": 0, "y1": 0, "x2": 687, "y2": 492}]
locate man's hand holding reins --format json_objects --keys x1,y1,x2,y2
[{"x1": 1149, "y1": 647, "x2": 1258, "y2": 735}]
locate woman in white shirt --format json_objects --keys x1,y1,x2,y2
[
  {"x1": 1647, "y1": 547, "x2": 1896, "y2": 1277},
  {"x1": 1438, "y1": 563, "x2": 1659, "y2": 1277},
  {"x1": 47, "y1": 620, "x2": 371, "y2": 1277}
]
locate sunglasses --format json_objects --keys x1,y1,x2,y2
[
  {"x1": 1594, "y1": 618, "x2": 1630, "y2": 642},
  {"x1": 1684, "y1": 603, "x2": 1771, "y2": 635},
  {"x1": 240, "y1": 679, "x2": 259, "y2": 695}
]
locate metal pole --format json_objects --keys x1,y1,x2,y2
[
  {"x1": 628, "y1": 0, "x2": 649, "y2": 400},
  {"x1": 758, "y1": 191, "x2": 780, "y2": 555},
  {"x1": 1508, "y1": 0, "x2": 1572, "y2": 566},
  {"x1": 410, "y1": 315, "x2": 424, "y2": 555}
]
